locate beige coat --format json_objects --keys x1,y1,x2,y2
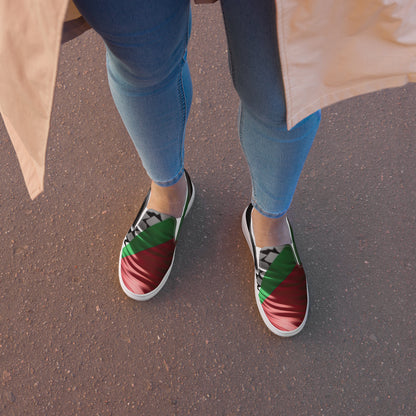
[{"x1": 1, "y1": 0, "x2": 415, "y2": 199}]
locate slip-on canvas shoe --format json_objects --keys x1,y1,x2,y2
[
  {"x1": 242, "y1": 204, "x2": 309, "y2": 337},
  {"x1": 119, "y1": 170, "x2": 195, "y2": 301}
]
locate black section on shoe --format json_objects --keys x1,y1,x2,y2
[
  {"x1": 183, "y1": 169, "x2": 193, "y2": 215},
  {"x1": 123, "y1": 170, "x2": 193, "y2": 246},
  {"x1": 245, "y1": 204, "x2": 258, "y2": 270}
]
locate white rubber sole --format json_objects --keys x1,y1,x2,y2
[
  {"x1": 241, "y1": 206, "x2": 309, "y2": 337},
  {"x1": 119, "y1": 181, "x2": 195, "y2": 301}
]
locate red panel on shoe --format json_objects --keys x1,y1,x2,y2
[
  {"x1": 261, "y1": 265, "x2": 307, "y2": 332},
  {"x1": 120, "y1": 239, "x2": 175, "y2": 294}
]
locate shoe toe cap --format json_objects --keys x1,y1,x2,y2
[
  {"x1": 120, "y1": 240, "x2": 175, "y2": 295},
  {"x1": 260, "y1": 265, "x2": 308, "y2": 334}
]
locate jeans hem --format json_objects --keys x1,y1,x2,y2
[
  {"x1": 251, "y1": 200, "x2": 287, "y2": 219},
  {"x1": 152, "y1": 168, "x2": 185, "y2": 187}
]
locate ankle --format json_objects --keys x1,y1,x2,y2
[
  {"x1": 251, "y1": 208, "x2": 292, "y2": 248},
  {"x1": 147, "y1": 174, "x2": 187, "y2": 218}
]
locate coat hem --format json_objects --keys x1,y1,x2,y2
[{"x1": 286, "y1": 74, "x2": 416, "y2": 130}]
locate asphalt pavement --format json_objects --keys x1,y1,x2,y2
[{"x1": 1, "y1": 3, "x2": 415, "y2": 415}]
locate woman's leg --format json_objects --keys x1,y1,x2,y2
[
  {"x1": 221, "y1": 0, "x2": 320, "y2": 336},
  {"x1": 220, "y1": 0, "x2": 321, "y2": 246},
  {"x1": 73, "y1": 0, "x2": 195, "y2": 300},
  {"x1": 73, "y1": 0, "x2": 191, "y2": 216}
]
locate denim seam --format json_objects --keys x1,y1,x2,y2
[
  {"x1": 240, "y1": 106, "x2": 288, "y2": 219},
  {"x1": 225, "y1": 4, "x2": 287, "y2": 219},
  {"x1": 171, "y1": 6, "x2": 191, "y2": 185},
  {"x1": 154, "y1": 6, "x2": 191, "y2": 188},
  {"x1": 238, "y1": 105, "x2": 257, "y2": 208},
  {"x1": 177, "y1": 70, "x2": 185, "y2": 172}
]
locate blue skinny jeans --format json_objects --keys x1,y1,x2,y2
[{"x1": 73, "y1": 0, "x2": 321, "y2": 218}]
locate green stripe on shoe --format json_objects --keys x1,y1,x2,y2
[
  {"x1": 121, "y1": 218, "x2": 176, "y2": 259},
  {"x1": 258, "y1": 246, "x2": 297, "y2": 304}
]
